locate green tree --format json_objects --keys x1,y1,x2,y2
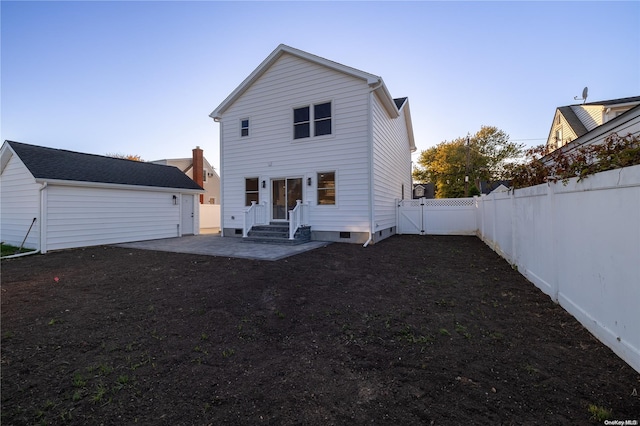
[{"x1": 412, "y1": 126, "x2": 523, "y2": 198}]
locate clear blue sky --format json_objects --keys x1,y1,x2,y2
[{"x1": 2, "y1": 1, "x2": 639, "y2": 171}]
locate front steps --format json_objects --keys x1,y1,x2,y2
[{"x1": 243, "y1": 223, "x2": 311, "y2": 245}]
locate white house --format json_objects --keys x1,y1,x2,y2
[
  {"x1": 0, "y1": 141, "x2": 203, "y2": 254},
  {"x1": 151, "y1": 146, "x2": 220, "y2": 205},
  {"x1": 210, "y1": 44, "x2": 416, "y2": 244}
]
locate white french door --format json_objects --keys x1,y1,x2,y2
[{"x1": 271, "y1": 178, "x2": 303, "y2": 221}]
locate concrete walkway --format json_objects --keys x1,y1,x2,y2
[{"x1": 116, "y1": 234, "x2": 331, "y2": 261}]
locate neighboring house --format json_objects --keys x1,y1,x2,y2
[
  {"x1": 546, "y1": 96, "x2": 640, "y2": 152},
  {"x1": 544, "y1": 103, "x2": 640, "y2": 162},
  {"x1": 151, "y1": 146, "x2": 220, "y2": 205},
  {"x1": 0, "y1": 141, "x2": 203, "y2": 253},
  {"x1": 210, "y1": 44, "x2": 416, "y2": 244},
  {"x1": 412, "y1": 183, "x2": 435, "y2": 199}
]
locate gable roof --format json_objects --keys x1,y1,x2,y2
[
  {"x1": 557, "y1": 105, "x2": 589, "y2": 138},
  {"x1": 583, "y1": 96, "x2": 640, "y2": 107},
  {"x1": 2, "y1": 141, "x2": 204, "y2": 191},
  {"x1": 548, "y1": 95, "x2": 640, "y2": 149},
  {"x1": 210, "y1": 44, "x2": 401, "y2": 119}
]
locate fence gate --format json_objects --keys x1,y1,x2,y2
[
  {"x1": 397, "y1": 198, "x2": 426, "y2": 234},
  {"x1": 397, "y1": 198, "x2": 477, "y2": 235}
]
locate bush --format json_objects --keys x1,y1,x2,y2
[{"x1": 509, "y1": 132, "x2": 640, "y2": 188}]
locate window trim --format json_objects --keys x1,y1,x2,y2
[
  {"x1": 292, "y1": 100, "x2": 333, "y2": 141},
  {"x1": 240, "y1": 118, "x2": 250, "y2": 137},
  {"x1": 244, "y1": 177, "x2": 260, "y2": 206},
  {"x1": 316, "y1": 170, "x2": 336, "y2": 206}
]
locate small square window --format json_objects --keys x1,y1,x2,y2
[{"x1": 241, "y1": 119, "x2": 249, "y2": 137}]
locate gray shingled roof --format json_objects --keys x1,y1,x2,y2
[
  {"x1": 5, "y1": 141, "x2": 203, "y2": 190},
  {"x1": 583, "y1": 96, "x2": 640, "y2": 106},
  {"x1": 393, "y1": 97, "x2": 407, "y2": 109},
  {"x1": 558, "y1": 106, "x2": 589, "y2": 138}
]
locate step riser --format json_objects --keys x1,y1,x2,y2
[{"x1": 244, "y1": 225, "x2": 311, "y2": 245}]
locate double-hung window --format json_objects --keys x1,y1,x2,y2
[
  {"x1": 245, "y1": 178, "x2": 259, "y2": 206},
  {"x1": 241, "y1": 119, "x2": 249, "y2": 137},
  {"x1": 317, "y1": 172, "x2": 336, "y2": 205},
  {"x1": 294, "y1": 101, "x2": 331, "y2": 139}
]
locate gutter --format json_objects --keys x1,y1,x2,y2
[
  {"x1": 1, "y1": 249, "x2": 40, "y2": 260},
  {"x1": 39, "y1": 182, "x2": 47, "y2": 254}
]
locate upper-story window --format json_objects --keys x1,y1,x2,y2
[
  {"x1": 555, "y1": 129, "x2": 563, "y2": 147},
  {"x1": 241, "y1": 119, "x2": 249, "y2": 137},
  {"x1": 293, "y1": 101, "x2": 332, "y2": 139}
]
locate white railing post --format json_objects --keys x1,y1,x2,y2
[
  {"x1": 288, "y1": 200, "x2": 301, "y2": 239},
  {"x1": 243, "y1": 201, "x2": 256, "y2": 237}
]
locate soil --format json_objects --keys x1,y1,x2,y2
[{"x1": 1, "y1": 235, "x2": 638, "y2": 425}]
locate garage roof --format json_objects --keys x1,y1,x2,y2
[{"x1": 3, "y1": 141, "x2": 204, "y2": 191}]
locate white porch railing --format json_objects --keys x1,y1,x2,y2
[
  {"x1": 243, "y1": 201, "x2": 267, "y2": 237},
  {"x1": 289, "y1": 200, "x2": 310, "y2": 239}
]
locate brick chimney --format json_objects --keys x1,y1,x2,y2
[{"x1": 192, "y1": 146, "x2": 204, "y2": 204}]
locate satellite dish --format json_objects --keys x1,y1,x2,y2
[{"x1": 574, "y1": 86, "x2": 588, "y2": 104}]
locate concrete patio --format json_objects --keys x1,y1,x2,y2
[{"x1": 116, "y1": 233, "x2": 331, "y2": 261}]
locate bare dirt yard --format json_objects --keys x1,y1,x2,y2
[{"x1": 1, "y1": 235, "x2": 638, "y2": 425}]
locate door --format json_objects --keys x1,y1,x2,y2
[
  {"x1": 181, "y1": 194, "x2": 194, "y2": 235},
  {"x1": 271, "y1": 178, "x2": 302, "y2": 221}
]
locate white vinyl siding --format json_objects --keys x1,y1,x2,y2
[
  {"x1": 0, "y1": 154, "x2": 41, "y2": 249},
  {"x1": 43, "y1": 186, "x2": 185, "y2": 252},
  {"x1": 220, "y1": 53, "x2": 371, "y2": 233},
  {"x1": 372, "y1": 93, "x2": 412, "y2": 233}
]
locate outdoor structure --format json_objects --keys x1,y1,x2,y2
[
  {"x1": 210, "y1": 44, "x2": 416, "y2": 244},
  {"x1": 151, "y1": 146, "x2": 220, "y2": 205},
  {"x1": 546, "y1": 95, "x2": 640, "y2": 151},
  {"x1": 0, "y1": 141, "x2": 203, "y2": 254}
]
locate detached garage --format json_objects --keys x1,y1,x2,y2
[{"x1": 1, "y1": 141, "x2": 204, "y2": 253}]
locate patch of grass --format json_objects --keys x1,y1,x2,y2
[
  {"x1": 201, "y1": 333, "x2": 208, "y2": 341},
  {"x1": 455, "y1": 322, "x2": 472, "y2": 340},
  {"x1": 72, "y1": 372, "x2": 87, "y2": 388},
  {"x1": 128, "y1": 352, "x2": 151, "y2": 371},
  {"x1": 48, "y1": 318, "x2": 61, "y2": 326},
  {"x1": 587, "y1": 404, "x2": 612, "y2": 422},
  {"x1": 439, "y1": 328, "x2": 451, "y2": 336},
  {"x1": 488, "y1": 331, "x2": 504, "y2": 341},
  {"x1": 91, "y1": 383, "x2": 107, "y2": 404},
  {"x1": 522, "y1": 364, "x2": 539, "y2": 375},
  {"x1": 1, "y1": 243, "x2": 35, "y2": 257},
  {"x1": 275, "y1": 309, "x2": 285, "y2": 319},
  {"x1": 399, "y1": 325, "x2": 434, "y2": 344},
  {"x1": 222, "y1": 348, "x2": 235, "y2": 358},
  {"x1": 435, "y1": 299, "x2": 456, "y2": 308},
  {"x1": 193, "y1": 345, "x2": 208, "y2": 355}
]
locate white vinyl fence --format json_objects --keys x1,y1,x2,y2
[
  {"x1": 397, "y1": 198, "x2": 476, "y2": 235},
  {"x1": 401, "y1": 165, "x2": 640, "y2": 373},
  {"x1": 476, "y1": 165, "x2": 640, "y2": 374},
  {"x1": 199, "y1": 204, "x2": 220, "y2": 230}
]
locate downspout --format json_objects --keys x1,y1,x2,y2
[
  {"x1": 214, "y1": 117, "x2": 225, "y2": 237},
  {"x1": 363, "y1": 79, "x2": 383, "y2": 247},
  {"x1": 39, "y1": 182, "x2": 47, "y2": 254}
]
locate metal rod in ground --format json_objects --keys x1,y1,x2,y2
[{"x1": 17, "y1": 218, "x2": 37, "y2": 254}]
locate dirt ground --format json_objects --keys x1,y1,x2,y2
[{"x1": 1, "y1": 235, "x2": 638, "y2": 425}]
